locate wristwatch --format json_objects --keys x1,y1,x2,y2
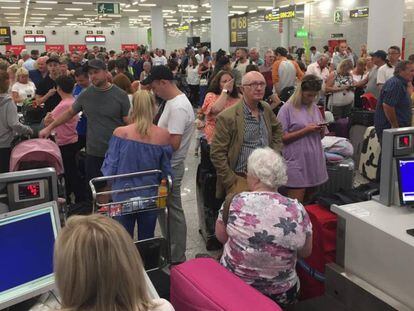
[{"x1": 222, "y1": 89, "x2": 229, "y2": 94}]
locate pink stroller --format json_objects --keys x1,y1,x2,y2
[{"x1": 9, "y1": 138, "x2": 67, "y2": 215}]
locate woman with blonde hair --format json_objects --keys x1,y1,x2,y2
[
  {"x1": 325, "y1": 58, "x2": 355, "y2": 119},
  {"x1": 54, "y1": 214, "x2": 174, "y2": 311},
  {"x1": 11, "y1": 67, "x2": 36, "y2": 108},
  {"x1": 101, "y1": 90, "x2": 172, "y2": 238},
  {"x1": 277, "y1": 74, "x2": 328, "y2": 203}
]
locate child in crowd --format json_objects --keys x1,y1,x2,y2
[{"x1": 194, "y1": 109, "x2": 205, "y2": 157}]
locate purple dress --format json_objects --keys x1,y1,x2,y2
[{"x1": 277, "y1": 102, "x2": 328, "y2": 188}]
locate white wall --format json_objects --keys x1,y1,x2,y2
[{"x1": 0, "y1": 26, "x2": 148, "y2": 53}]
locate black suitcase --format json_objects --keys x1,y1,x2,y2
[
  {"x1": 349, "y1": 110, "x2": 375, "y2": 127},
  {"x1": 318, "y1": 158, "x2": 354, "y2": 194},
  {"x1": 196, "y1": 164, "x2": 223, "y2": 251}
]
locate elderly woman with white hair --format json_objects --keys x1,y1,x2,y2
[
  {"x1": 215, "y1": 147, "x2": 313, "y2": 308},
  {"x1": 11, "y1": 67, "x2": 36, "y2": 109}
]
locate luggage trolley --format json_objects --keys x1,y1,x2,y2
[{"x1": 89, "y1": 170, "x2": 172, "y2": 272}]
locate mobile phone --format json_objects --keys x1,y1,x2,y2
[
  {"x1": 318, "y1": 122, "x2": 329, "y2": 126},
  {"x1": 407, "y1": 228, "x2": 414, "y2": 237}
]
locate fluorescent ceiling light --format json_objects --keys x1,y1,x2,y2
[
  {"x1": 30, "y1": 16, "x2": 44, "y2": 19},
  {"x1": 201, "y1": 3, "x2": 210, "y2": 7},
  {"x1": 31, "y1": 13, "x2": 46, "y2": 15},
  {"x1": 58, "y1": 13, "x2": 73, "y2": 16},
  {"x1": 1, "y1": 6, "x2": 20, "y2": 8},
  {"x1": 35, "y1": 1, "x2": 57, "y2": 3},
  {"x1": 229, "y1": 11, "x2": 245, "y2": 14},
  {"x1": 4, "y1": 12, "x2": 20, "y2": 14},
  {"x1": 34, "y1": 6, "x2": 52, "y2": 9},
  {"x1": 99, "y1": 17, "x2": 111, "y2": 20},
  {"x1": 0, "y1": 0, "x2": 20, "y2": 2},
  {"x1": 138, "y1": 3, "x2": 156, "y2": 6},
  {"x1": 65, "y1": 7, "x2": 82, "y2": 10},
  {"x1": 123, "y1": 8, "x2": 138, "y2": 11},
  {"x1": 132, "y1": 1, "x2": 138, "y2": 4},
  {"x1": 178, "y1": 9, "x2": 197, "y2": 12},
  {"x1": 84, "y1": 14, "x2": 95, "y2": 16},
  {"x1": 249, "y1": 9, "x2": 257, "y2": 13},
  {"x1": 76, "y1": 17, "x2": 89, "y2": 19},
  {"x1": 232, "y1": 5, "x2": 248, "y2": 9},
  {"x1": 54, "y1": 17, "x2": 68, "y2": 19},
  {"x1": 258, "y1": 6, "x2": 273, "y2": 10},
  {"x1": 72, "y1": 1, "x2": 92, "y2": 4}
]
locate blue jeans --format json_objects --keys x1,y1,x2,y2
[
  {"x1": 199, "y1": 85, "x2": 208, "y2": 107},
  {"x1": 116, "y1": 210, "x2": 158, "y2": 240}
]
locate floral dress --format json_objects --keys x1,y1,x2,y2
[{"x1": 218, "y1": 191, "x2": 312, "y2": 305}]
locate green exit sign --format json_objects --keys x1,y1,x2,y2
[
  {"x1": 296, "y1": 28, "x2": 308, "y2": 38},
  {"x1": 97, "y1": 2, "x2": 120, "y2": 14}
]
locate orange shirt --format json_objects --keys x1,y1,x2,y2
[
  {"x1": 202, "y1": 92, "x2": 240, "y2": 144},
  {"x1": 271, "y1": 56, "x2": 304, "y2": 85}
]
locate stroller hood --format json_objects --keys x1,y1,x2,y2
[{"x1": 10, "y1": 138, "x2": 64, "y2": 175}]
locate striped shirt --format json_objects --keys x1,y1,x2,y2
[
  {"x1": 374, "y1": 75, "x2": 412, "y2": 140},
  {"x1": 235, "y1": 102, "x2": 269, "y2": 173}
]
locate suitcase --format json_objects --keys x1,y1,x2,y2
[
  {"x1": 358, "y1": 126, "x2": 381, "y2": 181},
  {"x1": 349, "y1": 110, "x2": 375, "y2": 127},
  {"x1": 330, "y1": 117, "x2": 350, "y2": 138},
  {"x1": 170, "y1": 258, "x2": 283, "y2": 311},
  {"x1": 297, "y1": 204, "x2": 337, "y2": 300},
  {"x1": 196, "y1": 164, "x2": 224, "y2": 250},
  {"x1": 318, "y1": 158, "x2": 354, "y2": 194},
  {"x1": 349, "y1": 124, "x2": 368, "y2": 167}
]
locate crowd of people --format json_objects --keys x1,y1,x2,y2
[{"x1": 0, "y1": 40, "x2": 414, "y2": 310}]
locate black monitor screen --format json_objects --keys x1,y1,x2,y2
[{"x1": 396, "y1": 158, "x2": 414, "y2": 205}]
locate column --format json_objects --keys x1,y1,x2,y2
[
  {"x1": 367, "y1": 0, "x2": 404, "y2": 51},
  {"x1": 280, "y1": 19, "x2": 290, "y2": 48},
  {"x1": 151, "y1": 7, "x2": 166, "y2": 50},
  {"x1": 211, "y1": 0, "x2": 229, "y2": 52}
]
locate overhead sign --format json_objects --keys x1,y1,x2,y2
[
  {"x1": 350, "y1": 7, "x2": 369, "y2": 18},
  {"x1": 5, "y1": 45, "x2": 26, "y2": 55},
  {"x1": 68, "y1": 44, "x2": 87, "y2": 53},
  {"x1": 229, "y1": 14, "x2": 248, "y2": 47},
  {"x1": 270, "y1": 4, "x2": 305, "y2": 21},
  {"x1": 264, "y1": 12, "x2": 278, "y2": 22},
  {"x1": 45, "y1": 44, "x2": 64, "y2": 53},
  {"x1": 25, "y1": 30, "x2": 33, "y2": 34},
  {"x1": 36, "y1": 30, "x2": 44, "y2": 34},
  {"x1": 334, "y1": 10, "x2": 343, "y2": 23},
  {"x1": 121, "y1": 44, "x2": 138, "y2": 51},
  {"x1": 176, "y1": 25, "x2": 189, "y2": 32},
  {"x1": 331, "y1": 33, "x2": 344, "y2": 38},
  {"x1": 295, "y1": 28, "x2": 309, "y2": 38},
  {"x1": 0, "y1": 27, "x2": 12, "y2": 45},
  {"x1": 87, "y1": 30, "x2": 93, "y2": 34},
  {"x1": 97, "y1": 2, "x2": 120, "y2": 14}
]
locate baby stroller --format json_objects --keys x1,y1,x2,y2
[{"x1": 9, "y1": 137, "x2": 68, "y2": 218}]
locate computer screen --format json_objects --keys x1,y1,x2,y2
[
  {"x1": 396, "y1": 158, "x2": 414, "y2": 205},
  {"x1": 0, "y1": 202, "x2": 60, "y2": 309}
]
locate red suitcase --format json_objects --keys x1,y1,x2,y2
[{"x1": 297, "y1": 204, "x2": 337, "y2": 300}]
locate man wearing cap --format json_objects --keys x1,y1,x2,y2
[
  {"x1": 142, "y1": 65, "x2": 194, "y2": 264},
  {"x1": 39, "y1": 59, "x2": 130, "y2": 195},
  {"x1": 366, "y1": 50, "x2": 387, "y2": 99},
  {"x1": 36, "y1": 56, "x2": 62, "y2": 113}
]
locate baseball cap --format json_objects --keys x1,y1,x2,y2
[
  {"x1": 370, "y1": 50, "x2": 387, "y2": 60},
  {"x1": 141, "y1": 65, "x2": 174, "y2": 85},
  {"x1": 46, "y1": 56, "x2": 60, "y2": 64},
  {"x1": 87, "y1": 58, "x2": 107, "y2": 70}
]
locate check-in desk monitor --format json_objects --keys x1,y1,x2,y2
[
  {"x1": 0, "y1": 202, "x2": 61, "y2": 309},
  {"x1": 396, "y1": 158, "x2": 414, "y2": 206}
]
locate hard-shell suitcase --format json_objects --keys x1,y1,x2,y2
[
  {"x1": 349, "y1": 110, "x2": 375, "y2": 127},
  {"x1": 349, "y1": 124, "x2": 368, "y2": 167},
  {"x1": 318, "y1": 158, "x2": 354, "y2": 194},
  {"x1": 358, "y1": 126, "x2": 381, "y2": 181},
  {"x1": 297, "y1": 204, "x2": 337, "y2": 300},
  {"x1": 170, "y1": 258, "x2": 283, "y2": 311}
]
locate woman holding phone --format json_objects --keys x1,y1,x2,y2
[
  {"x1": 202, "y1": 70, "x2": 241, "y2": 144},
  {"x1": 277, "y1": 74, "x2": 328, "y2": 203}
]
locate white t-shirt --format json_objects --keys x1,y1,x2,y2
[
  {"x1": 377, "y1": 64, "x2": 395, "y2": 85},
  {"x1": 152, "y1": 55, "x2": 168, "y2": 66},
  {"x1": 158, "y1": 93, "x2": 195, "y2": 167},
  {"x1": 11, "y1": 81, "x2": 36, "y2": 106},
  {"x1": 150, "y1": 298, "x2": 175, "y2": 311},
  {"x1": 195, "y1": 53, "x2": 204, "y2": 64},
  {"x1": 232, "y1": 60, "x2": 250, "y2": 77},
  {"x1": 186, "y1": 65, "x2": 200, "y2": 85},
  {"x1": 306, "y1": 62, "x2": 329, "y2": 82}
]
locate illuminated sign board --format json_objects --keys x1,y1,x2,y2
[
  {"x1": 268, "y1": 4, "x2": 305, "y2": 21},
  {"x1": 0, "y1": 27, "x2": 12, "y2": 45},
  {"x1": 295, "y1": 28, "x2": 309, "y2": 38},
  {"x1": 176, "y1": 25, "x2": 189, "y2": 31},
  {"x1": 229, "y1": 14, "x2": 248, "y2": 47},
  {"x1": 350, "y1": 7, "x2": 369, "y2": 18}
]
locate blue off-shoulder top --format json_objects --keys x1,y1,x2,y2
[{"x1": 101, "y1": 135, "x2": 173, "y2": 203}]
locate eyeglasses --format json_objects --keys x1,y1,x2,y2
[{"x1": 242, "y1": 82, "x2": 266, "y2": 89}]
